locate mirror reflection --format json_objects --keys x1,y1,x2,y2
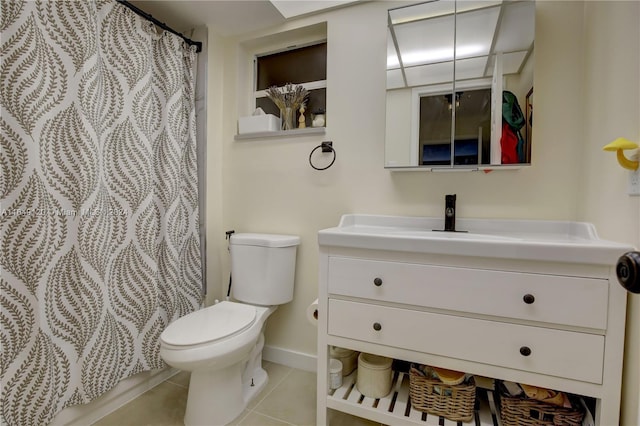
[{"x1": 385, "y1": 0, "x2": 535, "y2": 169}]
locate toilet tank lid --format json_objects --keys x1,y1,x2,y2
[{"x1": 231, "y1": 233, "x2": 300, "y2": 248}]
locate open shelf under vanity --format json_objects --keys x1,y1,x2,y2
[{"x1": 329, "y1": 369, "x2": 502, "y2": 426}]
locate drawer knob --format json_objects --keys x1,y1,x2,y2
[
  {"x1": 373, "y1": 277, "x2": 383, "y2": 287},
  {"x1": 519, "y1": 346, "x2": 532, "y2": 356},
  {"x1": 373, "y1": 322, "x2": 382, "y2": 331},
  {"x1": 523, "y1": 294, "x2": 535, "y2": 304}
]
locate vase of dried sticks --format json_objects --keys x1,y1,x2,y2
[{"x1": 266, "y1": 83, "x2": 309, "y2": 131}]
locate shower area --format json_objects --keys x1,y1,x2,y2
[{"x1": 0, "y1": 1, "x2": 205, "y2": 424}]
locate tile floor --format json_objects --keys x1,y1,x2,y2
[{"x1": 94, "y1": 361, "x2": 382, "y2": 426}]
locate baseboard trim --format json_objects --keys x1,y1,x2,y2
[
  {"x1": 263, "y1": 345, "x2": 317, "y2": 372},
  {"x1": 51, "y1": 368, "x2": 178, "y2": 426}
]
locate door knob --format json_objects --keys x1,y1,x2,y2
[
  {"x1": 616, "y1": 251, "x2": 640, "y2": 294},
  {"x1": 523, "y1": 294, "x2": 535, "y2": 304},
  {"x1": 373, "y1": 277, "x2": 383, "y2": 287},
  {"x1": 519, "y1": 346, "x2": 532, "y2": 356},
  {"x1": 373, "y1": 322, "x2": 382, "y2": 331}
]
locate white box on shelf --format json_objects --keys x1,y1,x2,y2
[{"x1": 238, "y1": 114, "x2": 280, "y2": 134}]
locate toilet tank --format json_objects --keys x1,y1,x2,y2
[{"x1": 230, "y1": 233, "x2": 300, "y2": 305}]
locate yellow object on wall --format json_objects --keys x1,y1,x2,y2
[{"x1": 603, "y1": 137, "x2": 639, "y2": 170}]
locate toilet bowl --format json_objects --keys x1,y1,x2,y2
[
  {"x1": 159, "y1": 233, "x2": 300, "y2": 426},
  {"x1": 160, "y1": 301, "x2": 275, "y2": 426}
]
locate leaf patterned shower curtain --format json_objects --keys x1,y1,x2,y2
[{"x1": 0, "y1": 1, "x2": 203, "y2": 424}]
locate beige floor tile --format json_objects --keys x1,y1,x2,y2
[
  {"x1": 327, "y1": 409, "x2": 382, "y2": 426},
  {"x1": 247, "y1": 361, "x2": 293, "y2": 410},
  {"x1": 237, "y1": 411, "x2": 292, "y2": 426},
  {"x1": 252, "y1": 369, "x2": 316, "y2": 426},
  {"x1": 93, "y1": 365, "x2": 341, "y2": 426},
  {"x1": 94, "y1": 381, "x2": 187, "y2": 426},
  {"x1": 227, "y1": 409, "x2": 250, "y2": 426},
  {"x1": 166, "y1": 370, "x2": 191, "y2": 389}
]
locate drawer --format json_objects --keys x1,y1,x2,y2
[
  {"x1": 328, "y1": 257, "x2": 608, "y2": 330},
  {"x1": 328, "y1": 299, "x2": 605, "y2": 384}
]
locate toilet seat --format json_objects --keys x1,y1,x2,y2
[{"x1": 161, "y1": 301, "x2": 256, "y2": 347}]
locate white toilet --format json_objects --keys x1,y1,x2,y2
[{"x1": 159, "y1": 233, "x2": 300, "y2": 426}]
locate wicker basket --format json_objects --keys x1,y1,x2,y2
[
  {"x1": 408, "y1": 366, "x2": 476, "y2": 422},
  {"x1": 498, "y1": 382, "x2": 585, "y2": 426}
]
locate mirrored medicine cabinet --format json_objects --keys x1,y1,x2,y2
[{"x1": 385, "y1": 0, "x2": 535, "y2": 170}]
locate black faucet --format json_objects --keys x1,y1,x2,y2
[{"x1": 444, "y1": 194, "x2": 456, "y2": 232}]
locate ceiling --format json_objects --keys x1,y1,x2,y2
[
  {"x1": 129, "y1": 0, "x2": 358, "y2": 37},
  {"x1": 129, "y1": 1, "x2": 284, "y2": 36}
]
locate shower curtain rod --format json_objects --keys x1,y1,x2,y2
[{"x1": 116, "y1": 0, "x2": 202, "y2": 53}]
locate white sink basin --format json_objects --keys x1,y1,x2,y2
[
  {"x1": 389, "y1": 230, "x2": 520, "y2": 241},
  {"x1": 318, "y1": 214, "x2": 633, "y2": 265}
]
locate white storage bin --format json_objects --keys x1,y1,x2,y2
[
  {"x1": 238, "y1": 114, "x2": 280, "y2": 134},
  {"x1": 356, "y1": 353, "x2": 393, "y2": 398}
]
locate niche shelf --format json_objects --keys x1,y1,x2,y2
[{"x1": 234, "y1": 127, "x2": 325, "y2": 141}]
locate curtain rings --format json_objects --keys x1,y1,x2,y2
[{"x1": 309, "y1": 141, "x2": 336, "y2": 171}]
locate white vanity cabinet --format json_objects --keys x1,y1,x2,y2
[{"x1": 316, "y1": 215, "x2": 632, "y2": 426}]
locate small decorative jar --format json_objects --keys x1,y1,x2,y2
[
  {"x1": 330, "y1": 346, "x2": 358, "y2": 376},
  {"x1": 356, "y1": 353, "x2": 393, "y2": 398},
  {"x1": 311, "y1": 109, "x2": 325, "y2": 127},
  {"x1": 329, "y1": 358, "x2": 343, "y2": 390}
]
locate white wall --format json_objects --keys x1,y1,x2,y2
[
  {"x1": 579, "y1": 2, "x2": 640, "y2": 424},
  {"x1": 207, "y1": 1, "x2": 639, "y2": 423},
  {"x1": 204, "y1": 30, "x2": 227, "y2": 306}
]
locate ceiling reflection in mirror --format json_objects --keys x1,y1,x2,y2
[
  {"x1": 385, "y1": 0, "x2": 535, "y2": 170},
  {"x1": 387, "y1": 1, "x2": 533, "y2": 90}
]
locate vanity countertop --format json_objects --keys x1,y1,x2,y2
[{"x1": 318, "y1": 214, "x2": 634, "y2": 265}]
